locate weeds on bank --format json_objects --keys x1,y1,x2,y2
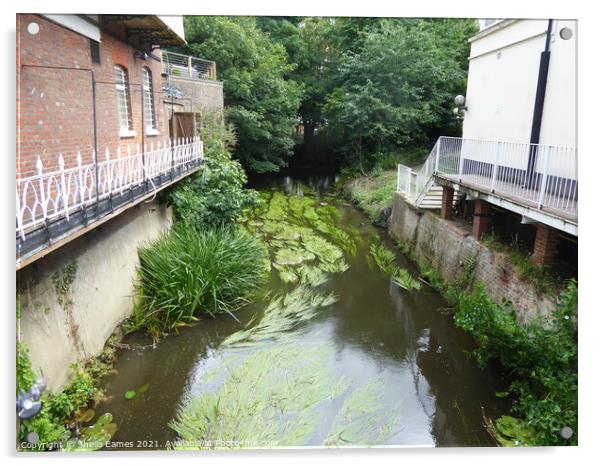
[
  {"x1": 480, "y1": 233, "x2": 562, "y2": 295},
  {"x1": 342, "y1": 170, "x2": 397, "y2": 227},
  {"x1": 398, "y1": 237, "x2": 578, "y2": 446},
  {"x1": 17, "y1": 341, "x2": 117, "y2": 451},
  {"x1": 453, "y1": 282, "x2": 577, "y2": 446}
]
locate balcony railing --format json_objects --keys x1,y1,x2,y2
[
  {"x1": 161, "y1": 50, "x2": 217, "y2": 81},
  {"x1": 16, "y1": 137, "x2": 203, "y2": 267},
  {"x1": 397, "y1": 136, "x2": 578, "y2": 222}
]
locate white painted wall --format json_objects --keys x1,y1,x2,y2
[
  {"x1": 463, "y1": 19, "x2": 576, "y2": 148},
  {"x1": 18, "y1": 202, "x2": 173, "y2": 391}
]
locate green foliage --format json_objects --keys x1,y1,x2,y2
[
  {"x1": 167, "y1": 115, "x2": 258, "y2": 229},
  {"x1": 396, "y1": 238, "x2": 577, "y2": 446},
  {"x1": 369, "y1": 243, "x2": 396, "y2": 274},
  {"x1": 17, "y1": 341, "x2": 36, "y2": 393},
  {"x1": 480, "y1": 233, "x2": 562, "y2": 295},
  {"x1": 325, "y1": 376, "x2": 401, "y2": 446},
  {"x1": 182, "y1": 16, "x2": 302, "y2": 173},
  {"x1": 51, "y1": 261, "x2": 78, "y2": 308},
  {"x1": 391, "y1": 268, "x2": 422, "y2": 292},
  {"x1": 18, "y1": 347, "x2": 102, "y2": 451},
  {"x1": 222, "y1": 285, "x2": 338, "y2": 347},
  {"x1": 169, "y1": 343, "x2": 351, "y2": 448},
  {"x1": 322, "y1": 19, "x2": 477, "y2": 168},
  {"x1": 243, "y1": 190, "x2": 352, "y2": 285},
  {"x1": 181, "y1": 17, "x2": 474, "y2": 172},
  {"x1": 131, "y1": 226, "x2": 268, "y2": 338},
  {"x1": 62, "y1": 413, "x2": 118, "y2": 451},
  {"x1": 452, "y1": 281, "x2": 578, "y2": 445},
  {"x1": 342, "y1": 170, "x2": 398, "y2": 226},
  {"x1": 484, "y1": 415, "x2": 537, "y2": 447}
]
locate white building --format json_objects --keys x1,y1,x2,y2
[
  {"x1": 464, "y1": 19, "x2": 576, "y2": 147},
  {"x1": 397, "y1": 19, "x2": 577, "y2": 266}
]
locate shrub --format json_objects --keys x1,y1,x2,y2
[
  {"x1": 166, "y1": 114, "x2": 258, "y2": 229},
  {"x1": 17, "y1": 343, "x2": 101, "y2": 451},
  {"x1": 453, "y1": 281, "x2": 578, "y2": 445},
  {"x1": 130, "y1": 226, "x2": 268, "y2": 337}
]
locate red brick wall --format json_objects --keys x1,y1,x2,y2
[
  {"x1": 17, "y1": 14, "x2": 168, "y2": 178},
  {"x1": 531, "y1": 224, "x2": 559, "y2": 266},
  {"x1": 440, "y1": 186, "x2": 454, "y2": 220}
]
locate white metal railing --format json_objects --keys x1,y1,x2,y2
[
  {"x1": 16, "y1": 137, "x2": 203, "y2": 241},
  {"x1": 161, "y1": 50, "x2": 217, "y2": 80},
  {"x1": 397, "y1": 136, "x2": 578, "y2": 220}
]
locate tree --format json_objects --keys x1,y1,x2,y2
[
  {"x1": 322, "y1": 18, "x2": 478, "y2": 167},
  {"x1": 182, "y1": 17, "x2": 302, "y2": 173}
]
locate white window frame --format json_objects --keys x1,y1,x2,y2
[
  {"x1": 142, "y1": 67, "x2": 159, "y2": 136},
  {"x1": 114, "y1": 65, "x2": 136, "y2": 138}
]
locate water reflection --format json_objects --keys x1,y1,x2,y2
[{"x1": 95, "y1": 173, "x2": 506, "y2": 449}]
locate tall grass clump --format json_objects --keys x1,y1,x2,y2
[{"x1": 130, "y1": 226, "x2": 268, "y2": 337}]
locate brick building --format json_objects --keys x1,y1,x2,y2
[
  {"x1": 15, "y1": 14, "x2": 224, "y2": 389},
  {"x1": 15, "y1": 14, "x2": 224, "y2": 268},
  {"x1": 17, "y1": 14, "x2": 177, "y2": 176}
]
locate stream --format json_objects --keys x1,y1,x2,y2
[{"x1": 92, "y1": 172, "x2": 508, "y2": 449}]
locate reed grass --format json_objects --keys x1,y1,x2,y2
[{"x1": 130, "y1": 226, "x2": 268, "y2": 337}]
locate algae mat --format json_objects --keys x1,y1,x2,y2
[{"x1": 168, "y1": 189, "x2": 420, "y2": 449}]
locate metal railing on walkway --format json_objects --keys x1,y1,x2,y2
[
  {"x1": 397, "y1": 136, "x2": 578, "y2": 221},
  {"x1": 16, "y1": 138, "x2": 203, "y2": 265}
]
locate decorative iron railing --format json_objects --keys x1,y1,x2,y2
[
  {"x1": 397, "y1": 136, "x2": 578, "y2": 221},
  {"x1": 161, "y1": 50, "x2": 217, "y2": 81},
  {"x1": 16, "y1": 137, "x2": 203, "y2": 265}
]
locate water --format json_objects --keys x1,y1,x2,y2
[{"x1": 93, "y1": 172, "x2": 508, "y2": 449}]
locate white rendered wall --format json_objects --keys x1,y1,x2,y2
[
  {"x1": 18, "y1": 202, "x2": 173, "y2": 391},
  {"x1": 461, "y1": 19, "x2": 576, "y2": 177},
  {"x1": 463, "y1": 20, "x2": 547, "y2": 145}
]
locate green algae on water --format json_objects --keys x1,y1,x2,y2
[
  {"x1": 324, "y1": 377, "x2": 402, "y2": 447},
  {"x1": 222, "y1": 285, "x2": 338, "y2": 347},
  {"x1": 169, "y1": 344, "x2": 352, "y2": 449},
  {"x1": 245, "y1": 190, "x2": 353, "y2": 283},
  {"x1": 369, "y1": 243, "x2": 421, "y2": 291}
]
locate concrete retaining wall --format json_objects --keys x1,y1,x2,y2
[
  {"x1": 17, "y1": 201, "x2": 173, "y2": 391},
  {"x1": 389, "y1": 192, "x2": 556, "y2": 323}
]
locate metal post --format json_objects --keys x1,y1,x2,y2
[
  {"x1": 491, "y1": 141, "x2": 501, "y2": 192},
  {"x1": 458, "y1": 140, "x2": 465, "y2": 182},
  {"x1": 435, "y1": 138, "x2": 441, "y2": 173},
  {"x1": 139, "y1": 86, "x2": 147, "y2": 192},
  {"x1": 538, "y1": 146, "x2": 551, "y2": 208}
]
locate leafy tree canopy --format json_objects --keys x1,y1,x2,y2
[
  {"x1": 183, "y1": 16, "x2": 303, "y2": 173},
  {"x1": 181, "y1": 16, "x2": 477, "y2": 172}
]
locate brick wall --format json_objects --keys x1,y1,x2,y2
[
  {"x1": 17, "y1": 14, "x2": 168, "y2": 177},
  {"x1": 389, "y1": 193, "x2": 556, "y2": 324}
]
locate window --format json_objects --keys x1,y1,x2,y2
[
  {"x1": 90, "y1": 40, "x2": 100, "y2": 64},
  {"x1": 142, "y1": 67, "x2": 157, "y2": 133},
  {"x1": 114, "y1": 65, "x2": 134, "y2": 136}
]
